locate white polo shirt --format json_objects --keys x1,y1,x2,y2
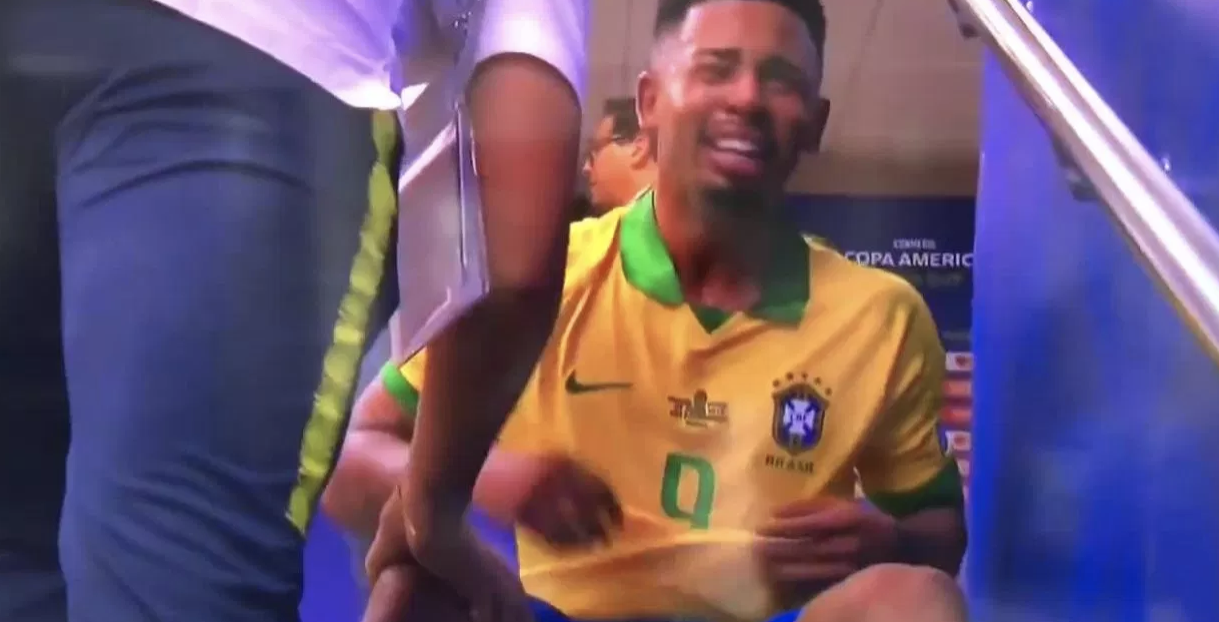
[{"x1": 149, "y1": 0, "x2": 587, "y2": 111}]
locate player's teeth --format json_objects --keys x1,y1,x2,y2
[{"x1": 715, "y1": 139, "x2": 758, "y2": 154}]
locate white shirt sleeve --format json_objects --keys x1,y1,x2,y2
[{"x1": 464, "y1": 0, "x2": 589, "y2": 111}]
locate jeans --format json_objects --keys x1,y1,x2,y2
[{"x1": 0, "y1": 1, "x2": 396, "y2": 620}]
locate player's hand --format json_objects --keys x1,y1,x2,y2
[
  {"x1": 754, "y1": 497, "x2": 899, "y2": 603},
  {"x1": 362, "y1": 562, "x2": 465, "y2": 622},
  {"x1": 365, "y1": 486, "x2": 534, "y2": 622},
  {"x1": 513, "y1": 453, "x2": 623, "y2": 548},
  {"x1": 362, "y1": 551, "x2": 528, "y2": 622}
]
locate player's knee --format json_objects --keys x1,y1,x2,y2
[
  {"x1": 796, "y1": 564, "x2": 966, "y2": 622},
  {"x1": 846, "y1": 563, "x2": 960, "y2": 601}
]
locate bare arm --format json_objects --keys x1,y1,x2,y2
[
  {"x1": 399, "y1": 45, "x2": 581, "y2": 549},
  {"x1": 323, "y1": 375, "x2": 549, "y2": 540},
  {"x1": 893, "y1": 506, "x2": 967, "y2": 575},
  {"x1": 322, "y1": 379, "x2": 413, "y2": 538}
]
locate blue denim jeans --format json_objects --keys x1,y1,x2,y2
[{"x1": 0, "y1": 1, "x2": 396, "y2": 620}]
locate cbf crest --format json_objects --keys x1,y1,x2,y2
[{"x1": 772, "y1": 373, "x2": 829, "y2": 456}]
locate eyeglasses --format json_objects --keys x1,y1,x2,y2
[{"x1": 584, "y1": 134, "x2": 634, "y2": 165}]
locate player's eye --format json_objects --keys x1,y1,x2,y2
[
  {"x1": 693, "y1": 60, "x2": 735, "y2": 84},
  {"x1": 758, "y1": 63, "x2": 808, "y2": 98}
]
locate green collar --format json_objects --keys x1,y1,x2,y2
[{"x1": 618, "y1": 190, "x2": 809, "y2": 331}]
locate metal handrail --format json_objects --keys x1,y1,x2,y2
[{"x1": 950, "y1": 0, "x2": 1219, "y2": 365}]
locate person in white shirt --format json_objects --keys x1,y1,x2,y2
[{"x1": 0, "y1": 0, "x2": 586, "y2": 621}]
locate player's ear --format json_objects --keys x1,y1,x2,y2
[
  {"x1": 636, "y1": 70, "x2": 659, "y2": 136},
  {"x1": 798, "y1": 96, "x2": 831, "y2": 153},
  {"x1": 628, "y1": 134, "x2": 652, "y2": 167}
]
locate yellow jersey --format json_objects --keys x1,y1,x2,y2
[{"x1": 381, "y1": 191, "x2": 962, "y2": 621}]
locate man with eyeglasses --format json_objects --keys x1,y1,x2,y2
[{"x1": 583, "y1": 98, "x2": 658, "y2": 215}]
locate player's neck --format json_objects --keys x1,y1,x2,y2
[
  {"x1": 630, "y1": 166, "x2": 657, "y2": 197},
  {"x1": 614, "y1": 171, "x2": 655, "y2": 208},
  {"x1": 652, "y1": 182, "x2": 776, "y2": 311}
]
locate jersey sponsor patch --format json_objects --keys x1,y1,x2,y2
[
  {"x1": 668, "y1": 390, "x2": 729, "y2": 428},
  {"x1": 771, "y1": 373, "x2": 828, "y2": 456}
]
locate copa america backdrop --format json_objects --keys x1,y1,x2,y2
[{"x1": 788, "y1": 195, "x2": 975, "y2": 498}]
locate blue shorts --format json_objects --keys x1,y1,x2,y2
[{"x1": 528, "y1": 598, "x2": 801, "y2": 622}]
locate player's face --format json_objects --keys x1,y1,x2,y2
[
  {"x1": 583, "y1": 117, "x2": 638, "y2": 214},
  {"x1": 639, "y1": 0, "x2": 824, "y2": 207}
]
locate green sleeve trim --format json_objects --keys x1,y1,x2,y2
[
  {"x1": 379, "y1": 362, "x2": 420, "y2": 418},
  {"x1": 867, "y1": 461, "x2": 964, "y2": 518}
]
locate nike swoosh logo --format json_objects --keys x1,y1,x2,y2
[{"x1": 565, "y1": 371, "x2": 632, "y2": 394}]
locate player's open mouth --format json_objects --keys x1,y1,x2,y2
[{"x1": 703, "y1": 136, "x2": 769, "y2": 179}]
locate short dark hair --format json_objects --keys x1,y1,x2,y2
[
  {"x1": 653, "y1": 0, "x2": 826, "y2": 60},
  {"x1": 601, "y1": 97, "x2": 641, "y2": 141}
]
